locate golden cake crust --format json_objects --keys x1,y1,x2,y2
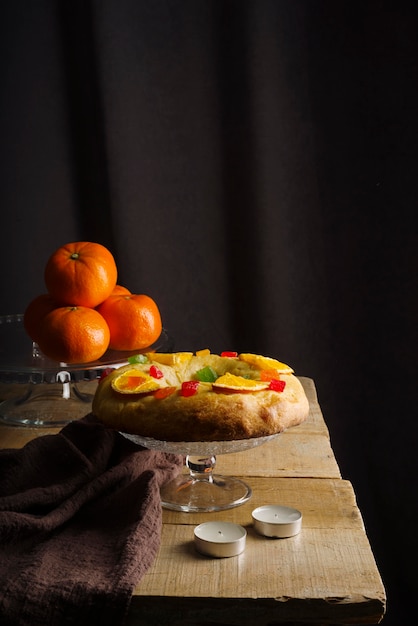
[{"x1": 92, "y1": 352, "x2": 309, "y2": 442}]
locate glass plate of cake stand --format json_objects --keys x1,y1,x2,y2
[
  {"x1": 121, "y1": 432, "x2": 280, "y2": 512},
  {"x1": 0, "y1": 314, "x2": 172, "y2": 427}
]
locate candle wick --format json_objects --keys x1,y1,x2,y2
[{"x1": 218, "y1": 530, "x2": 223, "y2": 536}]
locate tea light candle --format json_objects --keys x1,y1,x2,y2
[
  {"x1": 194, "y1": 521, "x2": 247, "y2": 557},
  {"x1": 252, "y1": 505, "x2": 302, "y2": 538}
]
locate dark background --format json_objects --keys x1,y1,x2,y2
[{"x1": 1, "y1": 1, "x2": 417, "y2": 624}]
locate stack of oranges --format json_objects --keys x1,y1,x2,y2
[{"x1": 23, "y1": 241, "x2": 162, "y2": 364}]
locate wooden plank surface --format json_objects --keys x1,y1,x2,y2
[
  {"x1": 132, "y1": 478, "x2": 385, "y2": 624},
  {"x1": 161, "y1": 477, "x2": 364, "y2": 529},
  {"x1": 131, "y1": 527, "x2": 384, "y2": 624}
]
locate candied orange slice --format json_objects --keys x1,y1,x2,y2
[
  {"x1": 146, "y1": 352, "x2": 193, "y2": 367},
  {"x1": 238, "y1": 353, "x2": 294, "y2": 374},
  {"x1": 212, "y1": 372, "x2": 269, "y2": 392},
  {"x1": 111, "y1": 369, "x2": 161, "y2": 394}
]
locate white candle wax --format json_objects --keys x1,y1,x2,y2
[
  {"x1": 194, "y1": 521, "x2": 247, "y2": 557},
  {"x1": 252, "y1": 505, "x2": 302, "y2": 538}
]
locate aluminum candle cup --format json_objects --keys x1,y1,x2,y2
[
  {"x1": 252, "y1": 505, "x2": 302, "y2": 538},
  {"x1": 194, "y1": 521, "x2": 247, "y2": 557}
]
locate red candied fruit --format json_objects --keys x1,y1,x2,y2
[
  {"x1": 269, "y1": 379, "x2": 286, "y2": 392},
  {"x1": 150, "y1": 365, "x2": 164, "y2": 379},
  {"x1": 181, "y1": 381, "x2": 199, "y2": 397}
]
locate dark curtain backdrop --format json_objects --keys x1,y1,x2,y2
[{"x1": 1, "y1": 1, "x2": 417, "y2": 624}]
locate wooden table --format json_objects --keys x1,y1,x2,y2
[{"x1": 0, "y1": 378, "x2": 386, "y2": 625}]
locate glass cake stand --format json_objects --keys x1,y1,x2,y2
[
  {"x1": 121, "y1": 432, "x2": 280, "y2": 512},
  {"x1": 0, "y1": 314, "x2": 172, "y2": 427}
]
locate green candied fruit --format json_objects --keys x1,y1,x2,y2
[
  {"x1": 195, "y1": 366, "x2": 218, "y2": 383},
  {"x1": 128, "y1": 354, "x2": 149, "y2": 364}
]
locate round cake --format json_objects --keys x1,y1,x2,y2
[{"x1": 92, "y1": 350, "x2": 309, "y2": 442}]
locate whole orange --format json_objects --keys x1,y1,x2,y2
[
  {"x1": 97, "y1": 294, "x2": 162, "y2": 351},
  {"x1": 37, "y1": 306, "x2": 110, "y2": 364},
  {"x1": 23, "y1": 293, "x2": 59, "y2": 342},
  {"x1": 44, "y1": 241, "x2": 118, "y2": 308},
  {"x1": 111, "y1": 284, "x2": 131, "y2": 296}
]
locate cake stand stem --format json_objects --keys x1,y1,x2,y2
[
  {"x1": 160, "y1": 453, "x2": 252, "y2": 513},
  {"x1": 187, "y1": 454, "x2": 217, "y2": 482}
]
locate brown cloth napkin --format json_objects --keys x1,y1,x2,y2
[{"x1": 0, "y1": 415, "x2": 183, "y2": 626}]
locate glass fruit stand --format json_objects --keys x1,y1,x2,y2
[{"x1": 0, "y1": 314, "x2": 172, "y2": 427}]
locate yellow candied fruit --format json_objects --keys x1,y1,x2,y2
[
  {"x1": 146, "y1": 352, "x2": 193, "y2": 367},
  {"x1": 195, "y1": 348, "x2": 210, "y2": 357},
  {"x1": 111, "y1": 370, "x2": 161, "y2": 394},
  {"x1": 212, "y1": 372, "x2": 269, "y2": 392},
  {"x1": 238, "y1": 353, "x2": 294, "y2": 374}
]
